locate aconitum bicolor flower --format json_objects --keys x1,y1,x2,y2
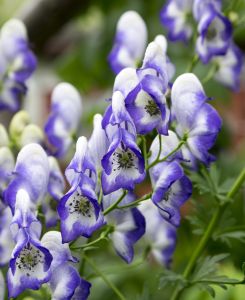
[
  {"x1": 4, "y1": 143, "x2": 50, "y2": 212},
  {"x1": 7, "y1": 228, "x2": 52, "y2": 298},
  {"x1": 213, "y1": 44, "x2": 243, "y2": 91},
  {"x1": 44, "y1": 82, "x2": 82, "y2": 157},
  {"x1": 149, "y1": 132, "x2": 192, "y2": 226},
  {"x1": 160, "y1": 0, "x2": 193, "y2": 42},
  {"x1": 196, "y1": 5, "x2": 232, "y2": 64},
  {"x1": 103, "y1": 190, "x2": 145, "y2": 263},
  {"x1": 42, "y1": 156, "x2": 65, "y2": 227},
  {"x1": 0, "y1": 207, "x2": 15, "y2": 265},
  {"x1": 193, "y1": 0, "x2": 221, "y2": 21},
  {"x1": 10, "y1": 189, "x2": 41, "y2": 241},
  {"x1": 0, "y1": 19, "x2": 36, "y2": 111},
  {"x1": 108, "y1": 11, "x2": 147, "y2": 74},
  {"x1": 88, "y1": 114, "x2": 109, "y2": 174},
  {"x1": 58, "y1": 137, "x2": 104, "y2": 242},
  {"x1": 139, "y1": 201, "x2": 176, "y2": 267},
  {"x1": 171, "y1": 73, "x2": 222, "y2": 165},
  {"x1": 113, "y1": 41, "x2": 169, "y2": 135},
  {"x1": 0, "y1": 147, "x2": 14, "y2": 198},
  {"x1": 41, "y1": 231, "x2": 91, "y2": 300},
  {"x1": 154, "y1": 35, "x2": 175, "y2": 81}
]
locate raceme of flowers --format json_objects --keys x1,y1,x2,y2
[{"x1": 0, "y1": 2, "x2": 243, "y2": 299}]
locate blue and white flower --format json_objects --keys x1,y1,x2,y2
[
  {"x1": 160, "y1": 0, "x2": 193, "y2": 42},
  {"x1": 58, "y1": 137, "x2": 104, "y2": 242},
  {"x1": 171, "y1": 73, "x2": 222, "y2": 165},
  {"x1": 139, "y1": 201, "x2": 176, "y2": 267},
  {"x1": 193, "y1": 0, "x2": 221, "y2": 21},
  {"x1": 0, "y1": 207, "x2": 15, "y2": 265},
  {"x1": 103, "y1": 190, "x2": 145, "y2": 263},
  {"x1": 149, "y1": 132, "x2": 192, "y2": 226},
  {"x1": 44, "y1": 82, "x2": 82, "y2": 157},
  {"x1": 108, "y1": 11, "x2": 147, "y2": 74},
  {"x1": 7, "y1": 228, "x2": 52, "y2": 298},
  {"x1": 0, "y1": 19, "x2": 36, "y2": 111},
  {"x1": 196, "y1": 4, "x2": 232, "y2": 63},
  {"x1": 5, "y1": 143, "x2": 50, "y2": 212},
  {"x1": 41, "y1": 231, "x2": 91, "y2": 300},
  {"x1": 213, "y1": 43, "x2": 244, "y2": 91},
  {"x1": 113, "y1": 41, "x2": 170, "y2": 135}
]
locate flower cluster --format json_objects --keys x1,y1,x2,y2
[
  {"x1": 0, "y1": 4, "x2": 242, "y2": 298},
  {"x1": 161, "y1": 0, "x2": 243, "y2": 90}
]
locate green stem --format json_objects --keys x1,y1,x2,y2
[
  {"x1": 83, "y1": 254, "x2": 126, "y2": 300},
  {"x1": 103, "y1": 190, "x2": 127, "y2": 215},
  {"x1": 117, "y1": 192, "x2": 152, "y2": 209},
  {"x1": 186, "y1": 54, "x2": 199, "y2": 72},
  {"x1": 71, "y1": 226, "x2": 113, "y2": 250},
  {"x1": 170, "y1": 167, "x2": 245, "y2": 300},
  {"x1": 202, "y1": 63, "x2": 219, "y2": 84},
  {"x1": 142, "y1": 136, "x2": 148, "y2": 169},
  {"x1": 147, "y1": 140, "x2": 185, "y2": 170},
  {"x1": 191, "y1": 278, "x2": 245, "y2": 285}
]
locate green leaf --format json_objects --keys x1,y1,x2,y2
[
  {"x1": 158, "y1": 269, "x2": 187, "y2": 289},
  {"x1": 191, "y1": 254, "x2": 229, "y2": 282},
  {"x1": 213, "y1": 230, "x2": 245, "y2": 246}
]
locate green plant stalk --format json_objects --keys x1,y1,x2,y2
[
  {"x1": 170, "y1": 167, "x2": 245, "y2": 300},
  {"x1": 147, "y1": 140, "x2": 185, "y2": 170},
  {"x1": 83, "y1": 254, "x2": 126, "y2": 300},
  {"x1": 103, "y1": 190, "x2": 127, "y2": 215},
  {"x1": 117, "y1": 192, "x2": 152, "y2": 209}
]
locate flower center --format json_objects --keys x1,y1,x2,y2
[
  {"x1": 206, "y1": 26, "x2": 217, "y2": 40},
  {"x1": 68, "y1": 192, "x2": 92, "y2": 217},
  {"x1": 112, "y1": 148, "x2": 136, "y2": 171},
  {"x1": 16, "y1": 243, "x2": 44, "y2": 276},
  {"x1": 144, "y1": 99, "x2": 160, "y2": 116}
]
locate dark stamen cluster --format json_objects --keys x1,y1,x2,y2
[
  {"x1": 16, "y1": 243, "x2": 43, "y2": 277},
  {"x1": 68, "y1": 192, "x2": 92, "y2": 217},
  {"x1": 144, "y1": 99, "x2": 161, "y2": 116},
  {"x1": 112, "y1": 149, "x2": 136, "y2": 171}
]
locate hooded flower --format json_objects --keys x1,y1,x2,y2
[
  {"x1": 171, "y1": 73, "x2": 222, "y2": 165},
  {"x1": 7, "y1": 228, "x2": 52, "y2": 298},
  {"x1": 58, "y1": 137, "x2": 104, "y2": 243},
  {"x1": 139, "y1": 201, "x2": 176, "y2": 267},
  {"x1": 149, "y1": 132, "x2": 192, "y2": 226},
  {"x1": 213, "y1": 43, "x2": 244, "y2": 91},
  {"x1": 4, "y1": 143, "x2": 50, "y2": 212},
  {"x1": 103, "y1": 190, "x2": 145, "y2": 263},
  {"x1": 160, "y1": 0, "x2": 193, "y2": 42},
  {"x1": 41, "y1": 231, "x2": 91, "y2": 300},
  {"x1": 44, "y1": 82, "x2": 82, "y2": 157},
  {"x1": 193, "y1": 0, "x2": 221, "y2": 21},
  {"x1": 108, "y1": 10, "x2": 147, "y2": 74},
  {"x1": 113, "y1": 40, "x2": 170, "y2": 135},
  {"x1": 196, "y1": 4, "x2": 232, "y2": 63},
  {"x1": 101, "y1": 126, "x2": 145, "y2": 195},
  {"x1": 0, "y1": 206, "x2": 15, "y2": 265},
  {"x1": 0, "y1": 19, "x2": 36, "y2": 111}
]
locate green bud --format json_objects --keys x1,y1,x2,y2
[{"x1": 0, "y1": 124, "x2": 9, "y2": 147}]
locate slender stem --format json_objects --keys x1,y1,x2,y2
[
  {"x1": 147, "y1": 140, "x2": 185, "y2": 170},
  {"x1": 186, "y1": 54, "x2": 199, "y2": 73},
  {"x1": 71, "y1": 226, "x2": 113, "y2": 250},
  {"x1": 83, "y1": 254, "x2": 126, "y2": 300},
  {"x1": 202, "y1": 63, "x2": 219, "y2": 84},
  {"x1": 156, "y1": 134, "x2": 162, "y2": 162},
  {"x1": 142, "y1": 136, "x2": 148, "y2": 169},
  {"x1": 170, "y1": 167, "x2": 245, "y2": 300},
  {"x1": 191, "y1": 278, "x2": 245, "y2": 285},
  {"x1": 117, "y1": 192, "x2": 152, "y2": 209},
  {"x1": 103, "y1": 190, "x2": 127, "y2": 215}
]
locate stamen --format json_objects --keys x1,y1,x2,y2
[
  {"x1": 68, "y1": 192, "x2": 93, "y2": 218},
  {"x1": 144, "y1": 99, "x2": 161, "y2": 116}
]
